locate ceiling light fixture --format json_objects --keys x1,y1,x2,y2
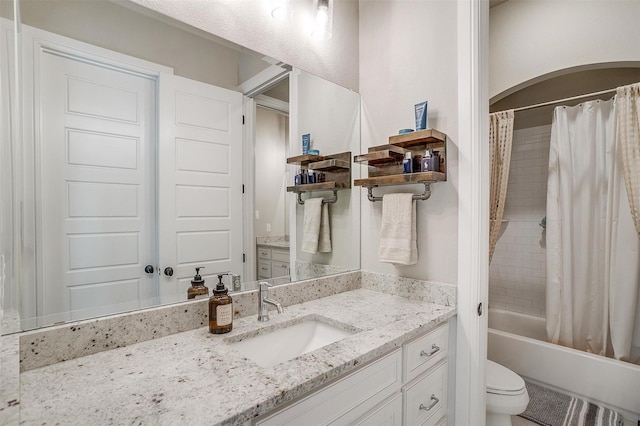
[{"x1": 311, "y1": 0, "x2": 333, "y2": 40}]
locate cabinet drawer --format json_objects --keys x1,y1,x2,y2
[
  {"x1": 257, "y1": 247, "x2": 271, "y2": 259},
  {"x1": 256, "y1": 350, "x2": 402, "y2": 426},
  {"x1": 271, "y1": 249, "x2": 289, "y2": 262},
  {"x1": 403, "y1": 361, "x2": 447, "y2": 426},
  {"x1": 404, "y1": 323, "x2": 448, "y2": 382},
  {"x1": 271, "y1": 261, "x2": 289, "y2": 278},
  {"x1": 257, "y1": 260, "x2": 271, "y2": 278},
  {"x1": 352, "y1": 393, "x2": 402, "y2": 426}
]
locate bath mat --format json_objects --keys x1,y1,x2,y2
[{"x1": 518, "y1": 381, "x2": 624, "y2": 426}]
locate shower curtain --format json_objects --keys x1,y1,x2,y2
[
  {"x1": 546, "y1": 98, "x2": 640, "y2": 362},
  {"x1": 489, "y1": 110, "x2": 514, "y2": 263}
]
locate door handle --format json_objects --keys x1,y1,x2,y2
[
  {"x1": 144, "y1": 265, "x2": 154, "y2": 274},
  {"x1": 164, "y1": 267, "x2": 174, "y2": 277}
]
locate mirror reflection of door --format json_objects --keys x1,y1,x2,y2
[
  {"x1": 31, "y1": 26, "x2": 243, "y2": 326},
  {"x1": 40, "y1": 48, "x2": 158, "y2": 324}
]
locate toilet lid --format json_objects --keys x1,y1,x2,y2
[{"x1": 486, "y1": 360, "x2": 526, "y2": 395}]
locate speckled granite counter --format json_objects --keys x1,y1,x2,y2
[{"x1": 19, "y1": 289, "x2": 455, "y2": 425}]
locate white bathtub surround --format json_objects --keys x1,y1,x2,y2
[
  {"x1": 19, "y1": 289, "x2": 455, "y2": 425},
  {"x1": 547, "y1": 99, "x2": 640, "y2": 362},
  {"x1": 19, "y1": 271, "x2": 360, "y2": 372},
  {"x1": 361, "y1": 271, "x2": 456, "y2": 307},
  {"x1": 488, "y1": 308, "x2": 640, "y2": 421},
  {"x1": 489, "y1": 125, "x2": 550, "y2": 318}
]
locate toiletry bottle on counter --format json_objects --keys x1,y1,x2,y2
[
  {"x1": 403, "y1": 152, "x2": 413, "y2": 173},
  {"x1": 187, "y1": 266, "x2": 209, "y2": 300},
  {"x1": 209, "y1": 274, "x2": 233, "y2": 334}
]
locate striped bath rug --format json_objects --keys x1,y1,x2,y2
[{"x1": 518, "y1": 381, "x2": 624, "y2": 426}]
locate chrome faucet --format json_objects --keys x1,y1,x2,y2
[{"x1": 258, "y1": 282, "x2": 284, "y2": 322}]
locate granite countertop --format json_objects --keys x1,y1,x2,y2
[
  {"x1": 256, "y1": 241, "x2": 290, "y2": 250},
  {"x1": 19, "y1": 289, "x2": 455, "y2": 425}
]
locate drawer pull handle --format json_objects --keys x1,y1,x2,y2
[
  {"x1": 419, "y1": 395, "x2": 439, "y2": 412},
  {"x1": 420, "y1": 344, "x2": 440, "y2": 357}
]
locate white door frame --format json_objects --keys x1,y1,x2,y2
[
  {"x1": 456, "y1": 0, "x2": 490, "y2": 424},
  {"x1": 239, "y1": 70, "x2": 290, "y2": 283}
]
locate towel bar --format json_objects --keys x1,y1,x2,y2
[
  {"x1": 366, "y1": 182, "x2": 432, "y2": 202},
  {"x1": 296, "y1": 190, "x2": 338, "y2": 205}
]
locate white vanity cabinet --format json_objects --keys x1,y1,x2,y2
[
  {"x1": 253, "y1": 321, "x2": 450, "y2": 426},
  {"x1": 256, "y1": 246, "x2": 290, "y2": 279}
]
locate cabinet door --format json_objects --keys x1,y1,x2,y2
[
  {"x1": 257, "y1": 247, "x2": 271, "y2": 259},
  {"x1": 257, "y1": 260, "x2": 271, "y2": 279},
  {"x1": 404, "y1": 322, "x2": 448, "y2": 383},
  {"x1": 352, "y1": 393, "x2": 402, "y2": 426},
  {"x1": 255, "y1": 350, "x2": 402, "y2": 426},
  {"x1": 271, "y1": 249, "x2": 289, "y2": 262},
  {"x1": 403, "y1": 361, "x2": 447, "y2": 426},
  {"x1": 271, "y1": 260, "x2": 289, "y2": 278}
]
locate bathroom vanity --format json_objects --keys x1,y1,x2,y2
[
  {"x1": 256, "y1": 242, "x2": 290, "y2": 279},
  {"x1": 14, "y1": 276, "x2": 456, "y2": 425}
]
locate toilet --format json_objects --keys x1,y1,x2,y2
[{"x1": 486, "y1": 360, "x2": 530, "y2": 426}]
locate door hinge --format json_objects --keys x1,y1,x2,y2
[
  {"x1": 242, "y1": 184, "x2": 245, "y2": 194},
  {"x1": 242, "y1": 253, "x2": 246, "y2": 263},
  {"x1": 242, "y1": 115, "x2": 245, "y2": 125},
  {"x1": 477, "y1": 302, "x2": 483, "y2": 316}
]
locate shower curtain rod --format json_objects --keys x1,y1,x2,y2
[{"x1": 495, "y1": 86, "x2": 619, "y2": 114}]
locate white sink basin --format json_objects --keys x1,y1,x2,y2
[{"x1": 229, "y1": 318, "x2": 356, "y2": 368}]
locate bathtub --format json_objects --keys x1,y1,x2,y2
[{"x1": 488, "y1": 308, "x2": 640, "y2": 421}]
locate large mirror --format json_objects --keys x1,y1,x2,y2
[{"x1": 0, "y1": 0, "x2": 360, "y2": 332}]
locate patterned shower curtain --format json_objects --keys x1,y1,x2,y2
[{"x1": 489, "y1": 110, "x2": 514, "y2": 263}]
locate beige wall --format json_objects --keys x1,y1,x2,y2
[
  {"x1": 490, "y1": 0, "x2": 640, "y2": 101},
  {"x1": 19, "y1": 0, "x2": 241, "y2": 89},
  {"x1": 130, "y1": 0, "x2": 360, "y2": 91},
  {"x1": 358, "y1": 0, "x2": 458, "y2": 284}
]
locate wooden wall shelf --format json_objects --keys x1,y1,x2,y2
[
  {"x1": 286, "y1": 151, "x2": 351, "y2": 204},
  {"x1": 354, "y1": 171, "x2": 445, "y2": 188},
  {"x1": 353, "y1": 129, "x2": 448, "y2": 201},
  {"x1": 286, "y1": 181, "x2": 349, "y2": 193}
]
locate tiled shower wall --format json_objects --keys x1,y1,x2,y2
[{"x1": 489, "y1": 124, "x2": 551, "y2": 318}]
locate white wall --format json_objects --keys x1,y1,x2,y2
[
  {"x1": 130, "y1": 0, "x2": 360, "y2": 91},
  {"x1": 255, "y1": 108, "x2": 288, "y2": 238},
  {"x1": 291, "y1": 69, "x2": 361, "y2": 270},
  {"x1": 490, "y1": 0, "x2": 640, "y2": 101},
  {"x1": 489, "y1": 125, "x2": 550, "y2": 318},
  {"x1": 19, "y1": 0, "x2": 241, "y2": 89},
  {"x1": 358, "y1": 0, "x2": 458, "y2": 284}
]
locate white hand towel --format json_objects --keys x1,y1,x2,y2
[
  {"x1": 378, "y1": 193, "x2": 417, "y2": 265},
  {"x1": 302, "y1": 198, "x2": 323, "y2": 254},
  {"x1": 318, "y1": 203, "x2": 332, "y2": 253}
]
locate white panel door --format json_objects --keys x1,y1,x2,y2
[
  {"x1": 39, "y1": 52, "x2": 156, "y2": 323},
  {"x1": 158, "y1": 74, "x2": 243, "y2": 302}
]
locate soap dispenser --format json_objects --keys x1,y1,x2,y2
[
  {"x1": 209, "y1": 274, "x2": 233, "y2": 334},
  {"x1": 187, "y1": 267, "x2": 209, "y2": 300}
]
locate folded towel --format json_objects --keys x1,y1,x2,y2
[
  {"x1": 302, "y1": 198, "x2": 331, "y2": 254},
  {"x1": 318, "y1": 203, "x2": 332, "y2": 253},
  {"x1": 378, "y1": 193, "x2": 417, "y2": 265}
]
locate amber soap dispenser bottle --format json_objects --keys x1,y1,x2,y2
[
  {"x1": 209, "y1": 274, "x2": 233, "y2": 334},
  {"x1": 187, "y1": 266, "x2": 209, "y2": 300}
]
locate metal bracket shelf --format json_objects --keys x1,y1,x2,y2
[
  {"x1": 365, "y1": 182, "x2": 432, "y2": 203},
  {"x1": 295, "y1": 189, "x2": 339, "y2": 205}
]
